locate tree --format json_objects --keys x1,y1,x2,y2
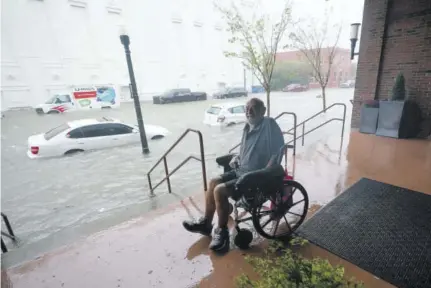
[
  {"x1": 289, "y1": 16, "x2": 342, "y2": 110},
  {"x1": 216, "y1": 1, "x2": 293, "y2": 116}
]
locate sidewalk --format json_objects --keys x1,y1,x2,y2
[
  {"x1": 4, "y1": 132, "x2": 430, "y2": 288},
  {"x1": 3, "y1": 196, "x2": 264, "y2": 288}
]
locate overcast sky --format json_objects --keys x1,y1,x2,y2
[
  {"x1": 292, "y1": 0, "x2": 364, "y2": 49},
  {"x1": 243, "y1": 0, "x2": 364, "y2": 49}
]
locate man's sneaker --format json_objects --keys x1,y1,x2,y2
[
  {"x1": 209, "y1": 227, "x2": 230, "y2": 252},
  {"x1": 182, "y1": 217, "x2": 213, "y2": 236}
]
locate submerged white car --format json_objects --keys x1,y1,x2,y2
[
  {"x1": 27, "y1": 117, "x2": 170, "y2": 159},
  {"x1": 203, "y1": 102, "x2": 246, "y2": 126}
]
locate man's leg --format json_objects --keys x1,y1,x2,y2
[
  {"x1": 182, "y1": 177, "x2": 221, "y2": 236},
  {"x1": 203, "y1": 177, "x2": 222, "y2": 223},
  {"x1": 209, "y1": 181, "x2": 236, "y2": 251}
]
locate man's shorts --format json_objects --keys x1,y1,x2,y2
[{"x1": 219, "y1": 170, "x2": 242, "y2": 200}]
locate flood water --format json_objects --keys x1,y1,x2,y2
[{"x1": 1, "y1": 89, "x2": 353, "y2": 263}]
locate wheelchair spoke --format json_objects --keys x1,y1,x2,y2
[
  {"x1": 283, "y1": 215, "x2": 292, "y2": 232},
  {"x1": 290, "y1": 199, "x2": 305, "y2": 208},
  {"x1": 287, "y1": 211, "x2": 303, "y2": 217},
  {"x1": 261, "y1": 217, "x2": 273, "y2": 229},
  {"x1": 256, "y1": 210, "x2": 274, "y2": 216},
  {"x1": 272, "y1": 219, "x2": 280, "y2": 236}
]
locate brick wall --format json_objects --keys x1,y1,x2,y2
[{"x1": 351, "y1": 0, "x2": 431, "y2": 128}]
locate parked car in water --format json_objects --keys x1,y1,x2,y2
[
  {"x1": 339, "y1": 80, "x2": 355, "y2": 88},
  {"x1": 27, "y1": 117, "x2": 170, "y2": 159},
  {"x1": 282, "y1": 84, "x2": 309, "y2": 92},
  {"x1": 212, "y1": 87, "x2": 248, "y2": 99},
  {"x1": 152, "y1": 88, "x2": 207, "y2": 104},
  {"x1": 203, "y1": 102, "x2": 246, "y2": 126}
]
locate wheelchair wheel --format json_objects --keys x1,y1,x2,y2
[
  {"x1": 234, "y1": 228, "x2": 253, "y2": 249},
  {"x1": 252, "y1": 180, "x2": 308, "y2": 240},
  {"x1": 228, "y1": 203, "x2": 234, "y2": 215}
]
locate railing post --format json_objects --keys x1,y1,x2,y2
[
  {"x1": 197, "y1": 132, "x2": 208, "y2": 191},
  {"x1": 292, "y1": 113, "x2": 297, "y2": 155},
  {"x1": 147, "y1": 174, "x2": 154, "y2": 196},
  {"x1": 302, "y1": 123, "x2": 305, "y2": 146},
  {"x1": 163, "y1": 157, "x2": 172, "y2": 194},
  {"x1": 1, "y1": 238, "x2": 7, "y2": 253},
  {"x1": 339, "y1": 104, "x2": 347, "y2": 154},
  {"x1": 1, "y1": 213, "x2": 15, "y2": 238}
]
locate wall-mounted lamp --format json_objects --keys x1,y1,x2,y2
[{"x1": 350, "y1": 23, "x2": 361, "y2": 60}]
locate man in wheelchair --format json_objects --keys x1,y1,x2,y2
[{"x1": 183, "y1": 98, "x2": 284, "y2": 252}]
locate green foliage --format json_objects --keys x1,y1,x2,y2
[
  {"x1": 236, "y1": 239, "x2": 364, "y2": 288},
  {"x1": 391, "y1": 72, "x2": 406, "y2": 101},
  {"x1": 216, "y1": 1, "x2": 293, "y2": 115},
  {"x1": 271, "y1": 61, "x2": 312, "y2": 90}
]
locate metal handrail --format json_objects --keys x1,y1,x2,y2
[
  {"x1": 1, "y1": 212, "x2": 16, "y2": 253},
  {"x1": 228, "y1": 103, "x2": 347, "y2": 155},
  {"x1": 289, "y1": 103, "x2": 346, "y2": 150},
  {"x1": 228, "y1": 112, "x2": 298, "y2": 154},
  {"x1": 147, "y1": 129, "x2": 207, "y2": 195}
]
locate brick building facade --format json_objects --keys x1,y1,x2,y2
[
  {"x1": 351, "y1": 0, "x2": 431, "y2": 128},
  {"x1": 277, "y1": 48, "x2": 353, "y2": 88}
]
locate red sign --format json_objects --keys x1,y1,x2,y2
[{"x1": 73, "y1": 90, "x2": 97, "y2": 99}]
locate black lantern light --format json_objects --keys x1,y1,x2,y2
[{"x1": 350, "y1": 23, "x2": 361, "y2": 60}]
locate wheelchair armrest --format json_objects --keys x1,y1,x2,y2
[
  {"x1": 216, "y1": 153, "x2": 236, "y2": 173},
  {"x1": 215, "y1": 154, "x2": 235, "y2": 167},
  {"x1": 235, "y1": 164, "x2": 285, "y2": 190}
]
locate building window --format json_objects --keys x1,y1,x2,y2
[{"x1": 68, "y1": 0, "x2": 87, "y2": 8}]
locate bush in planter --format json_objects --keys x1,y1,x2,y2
[
  {"x1": 391, "y1": 73, "x2": 406, "y2": 101},
  {"x1": 377, "y1": 72, "x2": 422, "y2": 138},
  {"x1": 236, "y1": 239, "x2": 363, "y2": 288}
]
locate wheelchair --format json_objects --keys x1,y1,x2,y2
[{"x1": 215, "y1": 148, "x2": 309, "y2": 249}]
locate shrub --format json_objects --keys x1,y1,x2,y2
[
  {"x1": 236, "y1": 239, "x2": 364, "y2": 288},
  {"x1": 391, "y1": 72, "x2": 406, "y2": 101}
]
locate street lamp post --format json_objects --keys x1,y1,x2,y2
[
  {"x1": 119, "y1": 33, "x2": 150, "y2": 154},
  {"x1": 350, "y1": 23, "x2": 361, "y2": 60},
  {"x1": 243, "y1": 68, "x2": 246, "y2": 90}
]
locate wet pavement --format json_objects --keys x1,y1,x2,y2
[
  {"x1": 5, "y1": 131, "x2": 430, "y2": 288},
  {"x1": 1, "y1": 89, "x2": 353, "y2": 265}
]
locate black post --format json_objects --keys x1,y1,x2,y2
[
  {"x1": 120, "y1": 34, "x2": 149, "y2": 154},
  {"x1": 350, "y1": 38, "x2": 358, "y2": 60},
  {"x1": 243, "y1": 68, "x2": 246, "y2": 90}
]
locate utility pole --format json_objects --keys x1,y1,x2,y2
[{"x1": 120, "y1": 34, "x2": 150, "y2": 154}]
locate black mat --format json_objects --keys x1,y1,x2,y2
[{"x1": 296, "y1": 178, "x2": 431, "y2": 288}]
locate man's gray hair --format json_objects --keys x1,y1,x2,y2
[{"x1": 248, "y1": 98, "x2": 265, "y2": 112}]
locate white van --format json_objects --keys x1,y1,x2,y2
[{"x1": 35, "y1": 85, "x2": 120, "y2": 114}]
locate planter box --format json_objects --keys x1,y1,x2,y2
[
  {"x1": 376, "y1": 100, "x2": 422, "y2": 139},
  {"x1": 376, "y1": 101, "x2": 404, "y2": 138},
  {"x1": 359, "y1": 106, "x2": 379, "y2": 134}
]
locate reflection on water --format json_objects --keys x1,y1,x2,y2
[{"x1": 1, "y1": 89, "x2": 353, "y2": 254}]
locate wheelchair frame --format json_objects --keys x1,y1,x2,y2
[{"x1": 215, "y1": 145, "x2": 309, "y2": 249}]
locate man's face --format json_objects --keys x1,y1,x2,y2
[{"x1": 246, "y1": 100, "x2": 265, "y2": 125}]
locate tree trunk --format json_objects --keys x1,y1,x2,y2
[
  {"x1": 266, "y1": 90, "x2": 271, "y2": 116},
  {"x1": 321, "y1": 86, "x2": 327, "y2": 111}
]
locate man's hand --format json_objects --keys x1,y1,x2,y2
[{"x1": 229, "y1": 155, "x2": 239, "y2": 169}]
